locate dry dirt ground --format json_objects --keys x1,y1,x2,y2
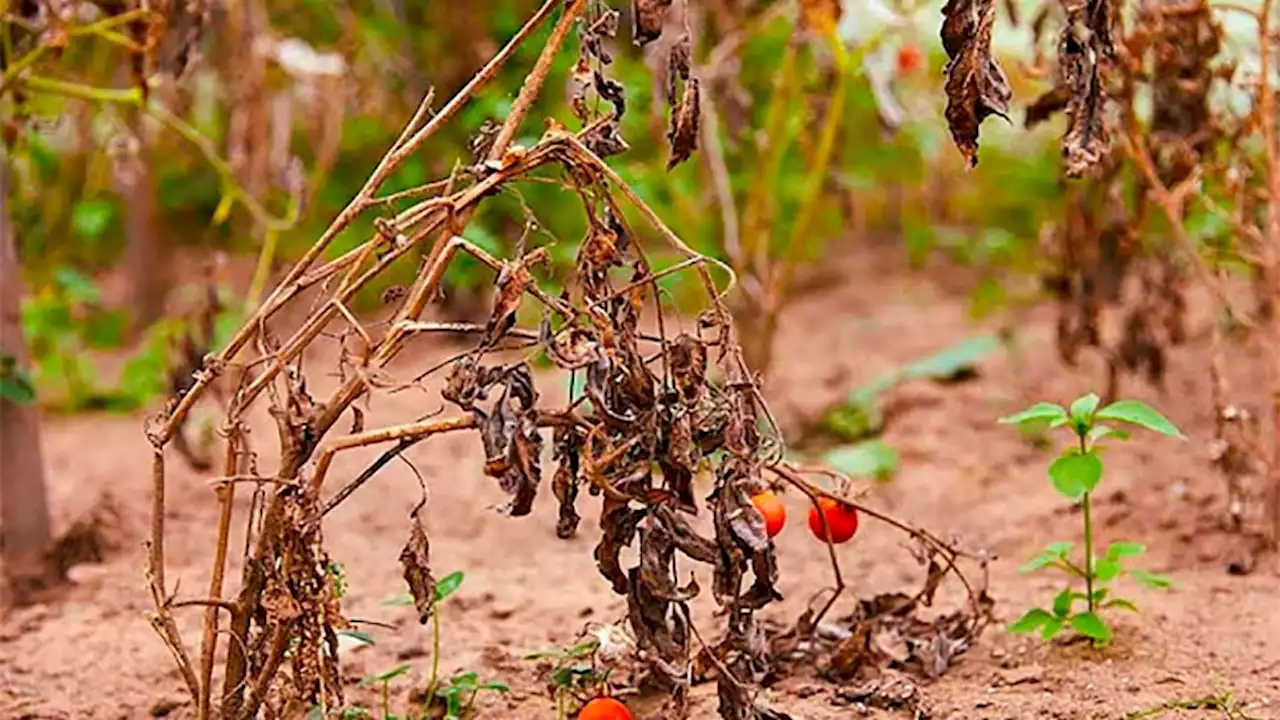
[{"x1": 2, "y1": 245, "x2": 1279, "y2": 720}]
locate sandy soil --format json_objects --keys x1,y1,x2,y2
[{"x1": 2, "y1": 244, "x2": 1279, "y2": 720}]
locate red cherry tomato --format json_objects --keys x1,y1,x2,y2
[
  {"x1": 579, "y1": 696, "x2": 633, "y2": 720},
  {"x1": 750, "y1": 491, "x2": 787, "y2": 538},
  {"x1": 897, "y1": 44, "x2": 923, "y2": 75},
  {"x1": 808, "y1": 497, "x2": 858, "y2": 544}
]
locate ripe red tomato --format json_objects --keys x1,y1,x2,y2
[
  {"x1": 750, "y1": 491, "x2": 787, "y2": 538},
  {"x1": 579, "y1": 696, "x2": 633, "y2": 720},
  {"x1": 808, "y1": 497, "x2": 858, "y2": 544},
  {"x1": 897, "y1": 44, "x2": 923, "y2": 75}
]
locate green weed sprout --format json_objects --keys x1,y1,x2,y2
[
  {"x1": 314, "y1": 570, "x2": 507, "y2": 720},
  {"x1": 1000, "y1": 394, "x2": 1184, "y2": 647}
]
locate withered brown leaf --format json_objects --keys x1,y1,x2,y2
[
  {"x1": 595, "y1": 498, "x2": 645, "y2": 594},
  {"x1": 633, "y1": 0, "x2": 674, "y2": 47},
  {"x1": 667, "y1": 77, "x2": 702, "y2": 170},
  {"x1": 668, "y1": 33, "x2": 692, "y2": 104},
  {"x1": 552, "y1": 425, "x2": 584, "y2": 539},
  {"x1": 1058, "y1": 0, "x2": 1112, "y2": 178},
  {"x1": 475, "y1": 366, "x2": 543, "y2": 517},
  {"x1": 399, "y1": 512, "x2": 437, "y2": 625},
  {"x1": 941, "y1": 0, "x2": 1012, "y2": 168}
]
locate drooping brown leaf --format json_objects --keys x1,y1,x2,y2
[
  {"x1": 1057, "y1": 0, "x2": 1113, "y2": 177},
  {"x1": 633, "y1": 0, "x2": 674, "y2": 46},
  {"x1": 483, "y1": 251, "x2": 546, "y2": 348},
  {"x1": 667, "y1": 77, "x2": 701, "y2": 170},
  {"x1": 595, "y1": 497, "x2": 646, "y2": 593},
  {"x1": 399, "y1": 512, "x2": 438, "y2": 625},
  {"x1": 594, "y1": 69, "x2": 627, "y2": 119},
  {"x1": 475, "y1": 366, "x2": 543, "y2": 517},
  {"x1": 582, "y1": 119, "x2": 631, "y2": 158},
  {"x1": 668, "y1": 33, "x2": 692, "y2": 104},
  {"x1": 552, "y1": 425, "x2": 585, "y2": 538},
  {"x1": 652, "y1": 504, "x2": 718, "y2": 563},
  {"x1": 941, "y1": 0, "x2": 1012, "y2": 168}
]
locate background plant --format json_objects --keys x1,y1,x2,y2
[{"x1": 1000, "y1": 393, "x2": 1183, "y2": 646}]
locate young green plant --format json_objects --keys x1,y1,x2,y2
[{"x1": 1000, "y1": 394, "x2": 1183, "y2": 647}]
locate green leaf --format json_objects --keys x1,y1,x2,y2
[
  {"x1": 449, "y1": 671, "x2": 479, "y2": 688},
  {"x1": 1048, "y1": 451, "x2": 1102, "y2": 500},
  {"x1": 338, "y1": 630, "x2": 376, "y2": 646},
  {"x1": 1105, "y1": 542, "x2": 1146, "y2": 561},
  {"x1": 1087, "y1": 424, "x2": 1130, "y2": 446},
  {"x1": 1019, "y1": 541, "x2": 1074, "y2": 572},
  {"x1": 1070, "y1": 611, "x2": 1113, "y2": 643},
  {"x1": 1130, "y1": 570, "x2": 1174, "y2": 589},
  {"x1": 1091, "y1": 587, "x2": 1110, "y2": 604},
  {"x1": 1103, "y1": 598, "x2": 1140, "y2": 614},
  {"x1": 479, "y1": 681, "x2": 509, "y2": 692},
  {"x1": 53, "y1": 267, "x2": 101, "y2": 305},
  {"x1": 1052, "y1": 587, "x2": 1073, "y2": 617},
  {"x1": 435, "y1": 570, "x2": 465, "y2": 601},
  {"x1": 0, "y1": 365, "x2": 36, "y2": 404},
  {"x1": 1008, "y1": 607, "x2": 1054, "y2": 634},
  {"x1": 362, "y1": 664, "x2": 411, "y2": 685},
  {"x1": 1094, "y1": 559, "x2": 1121, "y2": 583},
  {"x1": 821, "y1": 440, "x2": 900, "y2": 481},
  {"x1": 1040, "y1": 617, "x2": 1066, "y2": 641},
  {"x1": 1069, "y1": 393, "x2": 1101, "y2": 422},
  {"x1": 999, "y1": 402, "x2": 1068, "y2": 426},
  {"x1": 900, "y1": 334, "x2": 1000, "y2": 381},
  {"x1": 821, "y1": 397, "x2": 883, "y2": 442},
  {"x1": 550, "y1": 664, "x2": 595, "y2": 688},
  {"x1": 1095, "y1": 400, "x2": 1184, "y2": 438},
  {"x1": 71, "y1": 198, "x2": 116, "y2": 239}
]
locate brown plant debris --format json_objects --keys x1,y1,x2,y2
[{"x1": 941, "y1": 0, "x2": 1012, "y2": 168}]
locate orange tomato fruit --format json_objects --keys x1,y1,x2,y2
[
  {"x1": 750, "y1": 491, "x2": 787, "y2": 538},
  {"x1": 807, "y1": 497, "x2": 858, "y2": 544},
  {"x1": 897, "y1": 44, "x2": 923, "y2": 75},
  {"x1": 579, "y1": 696, "x2": 633, "y2": 720}
]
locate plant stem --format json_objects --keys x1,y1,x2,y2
[
  {"x1": 1079, "y1": 432, "x2": 1095, "y2": 613},
  {"x1": 425, "y1": 603, "x2": 442, "y2": 706},
  {"x1": 1083, "y1": 491, "x2": 1095, "y2": 612}
]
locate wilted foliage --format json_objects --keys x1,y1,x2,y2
[{"x1": 143, "y1": 4, "x2": 989, "y2": 718}]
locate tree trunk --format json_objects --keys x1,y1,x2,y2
[
  {"x1": 120, "y1": 112, "x2": 168, "y2": 332},
  {"x1": 0, "y1": 159, "x2": 57, "y2": 604}
]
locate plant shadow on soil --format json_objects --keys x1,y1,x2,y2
[{"x1": 2, "y1": 244, "x2": 1278, "y2": 720}]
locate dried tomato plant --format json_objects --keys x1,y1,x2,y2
[{"x1": 146, "y1": 3, "x2": 990, "y2": 718}]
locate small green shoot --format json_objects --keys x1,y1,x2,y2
[
  {"x1": 1001, "y1": 394, "x2": 1183, "y2": 647},
  {"x1": 433, "y1": 671, "x2": 509, "y2": 720},
  {"x1": 525, "y1": 630, "x2": 625, "y2": 720}
]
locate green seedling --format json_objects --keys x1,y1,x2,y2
[
  {"x1": 432, "y1": 671, "x2": 509, "y2": 720},
  {"x1": 525, "y1": 623, "x2": 634, "y2": 720},
  {"x1": 525, "y1": 636, "x2": 606, "y2": 720},
  {"x1": 1000, "y1": 394, "x2": 1183, "y2": 647},
  {"x1": 314, "y1": 570, "x2": 472, "y2": 720}
]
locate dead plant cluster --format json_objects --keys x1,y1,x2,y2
[{"x1": 142, "y1": 2, "x2": 992, "y2": 718}]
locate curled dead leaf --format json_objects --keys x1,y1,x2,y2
[{"x1": 941, "y1": 0, "x2": 1012, "y2": 168}]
